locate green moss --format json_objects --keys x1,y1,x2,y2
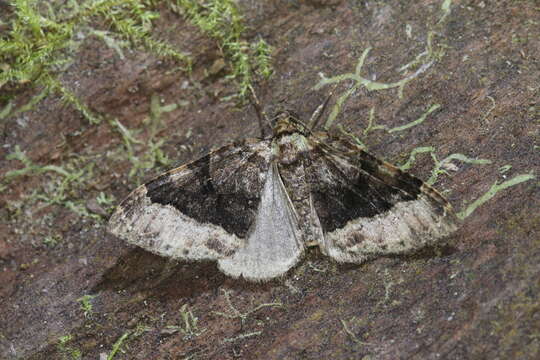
[
  {"x1": 111, "y1": 94, "x2": 177, "y2": 183},
  {"x1": 0, "y1": 0, "x2": 190, "y2": 123},
  {"x1": 174, "y1": 0, "x2": 273, "y2": 99},
  {"x1": 95, "y1": 191, "x2": 116, "y2": 214},
  {"x1": 3, "y1": 146, "x2": 103, "y2": 220},
  {"x1": 252, "y1": 38, "x2": 274, "y2": 79},
  {"x1": 77, "y1": 294, "x2": 97, "y2": 318},
  {"x1": 43, "y1": 234, "x2": 61, "y2": 247},
  {"x1": 57, "y1": 334, "x2": 82, "y2": 360}
]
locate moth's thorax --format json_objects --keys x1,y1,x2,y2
[
  {"x1": 273, "y1": 133, "x2": 310, "y2": 165},
  {"x1": 270, "y1": 113, "x2": 310, "y2": 164},
  {"x1": 272, "y1": 113, "x2": 307, "y2": 137}
]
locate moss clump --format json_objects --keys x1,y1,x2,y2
[
  {"x1": 111, "y1": 94, "x2": 177, "y2": 183},
  {"x1": 77, "y1": 294, "x2": 97, "y2": 318},
  {"x1": 174, "y1": 0, "x2": 273, "y2": 99},
  {"x1": 0, "y1": 0, "x2": 190, "y2": 123},
  {"x1": 57, "y1": 334, "x2": 82, "y2": 360},
  {"x1": 3, "y1": 146, "x2": 100, "y2": 219}
]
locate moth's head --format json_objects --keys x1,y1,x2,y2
[{"x1": 271, "y1": 110, "x2": 309, "y2": 136}]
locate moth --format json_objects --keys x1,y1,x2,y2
[{"x1": 109, "y1": 103, "x2": 458, "y2": 281}]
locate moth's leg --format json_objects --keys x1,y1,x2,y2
[
  {"x1": 249, "y1": 84, "x2": 271, "y2": 138},
  {"x1": 309, "y1": 84, "x2": 338, "y2": 130}
]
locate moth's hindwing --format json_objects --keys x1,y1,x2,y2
[
  {"x1": 218, "y1": 163, "x2": 304, "y2": 280},
  {"x1": 307, "y1": 133, "x2": 458, "y2": 262},
  {"x1": 108, "y1": 139, "x2": 272, "y2": 262}
]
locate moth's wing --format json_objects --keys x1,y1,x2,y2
[
  {"x1": 307, "y1": 133, "x2": 459, "y2": 263},
  {"x1": 218, "y1": 163, "x2": 304, "y2": 281},
  {"x1": 108, "y1": 139, "x2": 272, "y2": 260}
]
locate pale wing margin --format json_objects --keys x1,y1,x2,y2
[
  {"x1": 108, "y1": 185, "x2": 243, "y2": 260},
  {"x1": 311, "y1": 150, "x2": 458, "y2": 263},
  {"x1": 324, "y1": 189, "x2": 458, "y2": 263},
  {"x1": 108, "y1": 140, "x2": 272, "y2": 261},
  {"x1": 218, "y1": 163, "x2": 304, "y2": 281}
]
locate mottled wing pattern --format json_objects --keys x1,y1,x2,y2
[
  {"x1": 307, "y1": 132, "x2": 458, "y2": 263},
  {"x1": 108, "y1": 138, "x2": 272, "y2": 261},
  {"x1": 109, "y1": 112, "x2": 459, "y2": 281}
]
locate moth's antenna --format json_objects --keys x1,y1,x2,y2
[
  {"x1": 249, "y1": 85, "x2": 271, "y2": 138},
  {"x1": 309, "y1": 84, "x2": 338, "y2": 130}
]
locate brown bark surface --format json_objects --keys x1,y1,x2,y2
[{"x1": 1, "y1": 1, "x2": 538, "y2": 359}]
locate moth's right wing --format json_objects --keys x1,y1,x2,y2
[{"x1": 306, "y1": 133, "x2": 458, "y2": 263}]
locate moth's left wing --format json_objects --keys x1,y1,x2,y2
[
  {"x1": 307, "y1": 133, "x2": 459, "y2": 263},
  {"x1": 108, "y1": 139, "x2": 272, "y2": 260}
]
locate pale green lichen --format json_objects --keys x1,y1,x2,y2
[
  {"x1": 396, "y1": 146, "x2": 493, "y2": 186},
  {"x1": 338, "y1": 104, "x2": 441, "y2": 151},
  {"x1": 222, "y1": 330, "x2": 262, "y2": 343},
  {"x1": 426, "y1": 153, "x2": 492, "y2": 185},
  {"x1": 212, "y1": 289, "x2": 283, "y2": 326},
  {"x1": 479, "y1": 95, "x2": 496, "y2": 122},
  {"x1": 164, "y1": 304, "x2": 206, "y2": 340},
  {"x1": 4, "y1": 145, "x2": 73, "y2": 180},
  {"x1": 340, "y1": 318, "x2": 372, "y2": 347},
  {"x1": 338, "y1": 124, "x2": 367, "y2": 149},
  {"x1": 388, "y1": 104, "x2": 441, "y2": 133},
  {"x1": 317, "y1": 41, "x2": 532, "y2": 224},
  {"x1": 457, "y1": 173, "x2": 536, "y2": 220},
  {"x1": 107, "y1": 331, "x2": 131, "y2": 360},
  {"x1": 362, "y1": 107, "x2": 385, "y2": 137},
  {"x1": 315, "y1": 0, "x2": 452, "y2": 129},
  {"x1": 398, "y1": 146, "x2": 437, "y2": 171},
  {"x1": 314, "y1": 45, "x2": 440, "y2": 129},
  {"x1": 438, "y1": 0, "x2": 453, "y2": 25},
  {"x1": 499, "y1": 165, "x2": 512, "y2": 174},
  {"x1": 3, "y1": 145, "x2": 101, "y2": 219}
]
